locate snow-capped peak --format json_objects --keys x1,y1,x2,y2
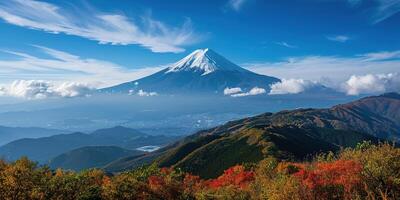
[{"x1": 166, "y1": 48, "x2": 244, "y2": 76}]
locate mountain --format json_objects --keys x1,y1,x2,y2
[
  {"x1": 328, "y1": 92, "x2": 400, "y2": 140},
  {"x1": 0, "y1": 126, "x2": 67, "y2": 146},
  {"x1": 101, "y1": 49, "x2": 280, "y2": 94},
  {"x1": 105, "y1": 93, "x2": 400, "y2": 178},
  {"x1": 49, "y1": 146, "x2": 144, "y2": 171},
  {"x1": 0, "y1": 126, "x2": 180, "y2": 163}
]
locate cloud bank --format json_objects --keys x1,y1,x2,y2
[
  {"x1": 269, "y1": 79, "x2": 319, "y2": 95},
  {"x1": 0, "y1": 80, "x2": 94, "y2": 99},
  {"x1": 0, "y1": 0, "x2": 200, "y2": 53},
  {"x1": 266, "y1": 73, "x2": 400, "y2": 96},
  {"x1": 343, "y1": 73, "x2": 400, "y2": 95},
  {"x1": 246, "y1": 50, "x2": 400, "y2": 88}
]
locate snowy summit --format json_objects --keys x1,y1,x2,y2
[{"x1": 166, "y1": 48, "x2": 245, "y2": 76}]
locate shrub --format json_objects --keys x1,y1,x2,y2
[
  {"x1": 294, "y1": 160, "x2": 363, "y2": 199},
  {"x1": 340, "y1": 142, "x2": 400, "y2": 199}
]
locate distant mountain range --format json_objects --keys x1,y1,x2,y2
[
  {"x1": 101, "y1": 49, "x2": 280, "y2": 95},
  {"x1": 105, "y1": 93, "x2": 400, "y2": 178},
  {"x1": 0, "y1": 126, "x2": 66, "y2": 146},
  {"x1": 0, "y1": 126, "x2": 180, "y2": 164}
]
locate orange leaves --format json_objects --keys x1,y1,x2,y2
[
  {"x1": 294, "y1": 160, "x2": 362, "y2": 189},
  {"x1": 207, "y1": 165, "x2": 255, "y2": 189},
  {"x1": 294, "y1": 160, "x2": 363, "y2": 199},
  {"x1": 183, "y1": 174, "x2": 202, "y2": 188},
  {"x1": 148, "y1": 175, "x2": 165, "y2": 189}
]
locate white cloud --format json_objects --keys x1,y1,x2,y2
[
  {"x1": 53, "y1": 82, "x2": 94, "y2": 98},
  {"x1": 137, "y1": 89, "x2": 158, "y2": 97},
  {"x1": 269, "y1": 79, "x2": 319, "y2": 95},
  {"x1": 8, "y1": 80, "x2": 53, "y2": 99},
  {"x1": 245, "y1": 50, "x2": 400, "y2": 88},
  {"x1": 346, "y1": 0, "x2": 400, "y2": 23},
  {"x1": 231, "y1": 87, "x2": 266, "y2": 97},
  {"x1": 223, "y1": 87, "x2": 242, "y2": 95},
  {"x1": 326, "y1": 35, "x2": 350, "y2": 43},
  {"x1": 360, "y1": 50, "x2": 400, "y2": 61},
  {"x1": 0, "y1": 46, "x2": 163, "y2": 87},
  {"x1": 227, "y1": 0, "x2": 248, "y2": 11},
  {"x1": 0, "y1": 80, "x2": 95, "y2": 99},
  {"x1": 275, "y1": 41, "x2": 297, "y2": 48},
  {"x1": 0, "y1": 0, "x2": 200, "y2": 53},
  {"x1": 343, "y1": 73, "x2": 400, "y2": 95}
]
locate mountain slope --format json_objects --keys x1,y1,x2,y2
[
  {"x1": 157, "y1": 124, "x2": 377, "y2": 178},
  {"x1": 105, "y1": 93, "x2": 399, "y2": 178},
  {"x1": 0, "y1": 126, "x2": 180, "y2": 163},
  {"x1": 49, "y1": 146, "x2": 144, "y2": 171},
  {"x1": 101, "y1": 49, "x2": 280, "y2": 94}
]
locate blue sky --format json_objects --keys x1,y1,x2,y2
[{"x1": 0, "y1": 0, "x2": 399, "y2": 96}]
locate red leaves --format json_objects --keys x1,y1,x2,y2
[
  {"x1": 147, "y1": 160, "x2": 363, "y2": 199},
  {"x1": 207, "y1": 165, "x2": 255, "y2": 189},
  {"x1": 148, "y1": 175, "x2": 165, "y2": 189},
  {"x1": 183, "y1": 174, "x2": 201, "y2": 187},
  {"x1": 294, "y1": 160, "x2": 363, "y2": 199}
]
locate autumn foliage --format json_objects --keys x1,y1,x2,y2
[
  {"x1": 207, "y1": 165, "x2": 254, "y2": 189},
  {"x1": 0, "y1": 142, "x2": 399, "y2": 200},
  {"x1": 294, "y1": 160, "x2": 363, "y2": 199}
]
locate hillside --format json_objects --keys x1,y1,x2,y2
[
  {"x1": 49, "y1": 146, "x2": 144, "y2": 171},
  {"x1": 106, "y1": 93, "x2": 399, "y2": 178}
]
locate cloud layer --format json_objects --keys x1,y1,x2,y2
[
  {"x1": 269, "y1": 79, "x2": 319, "y2": 95},
  {"x1": 246, "y1": 50, "x2": 400, "y2": 88},
  {"x1": 266, "y1": 74, "x2": 400, "y2": 96},
  {"x1": 0, "y1": 0, "x2": 200, "y2": 53},
  {"x1": 0, "y1": 80, "x2": 94, "y2": 99}
]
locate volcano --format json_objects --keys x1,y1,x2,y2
[{"x1": 101, "y1": 48, "x2": 280, "y2": 95}]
